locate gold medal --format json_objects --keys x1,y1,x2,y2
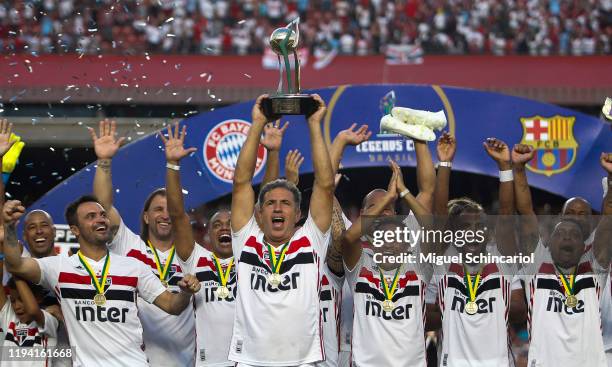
[
  {"x1": 216, "y1": 286, "x2": 230, "y2": 299},
  {"x1": 93, "y1": 293, "x2": 107, "y2": 306},
  {"x1": 148, "y1": 241, "x2": 176, "y2": 287},
  {"x1": 382, "y1": 299, "x2": 395, "y2": 312},
  {"x1": 465, "y1": 301, "x2": 478, "y2": 315},
  {"x1": 268, "y1": 273, "x2": 282, "y2": 287},
  {"x1": 556, "y1": 265, "x2": 577, "y2": 309},
  {"x1": 78, "y1": 251, "x2": 111, "y2": 308},
  {"x1": 565, "y1": 294, "x2": 578, "y2": 308},
  {"x1": 265, "y1": 241, "x2": 289, "y2": 289},
  {"x1": 379, "y1": 267, "x2": 401, "y2": 314},
  {"x1": 463, "y1": 266, "x2": 482, "y2": 316}
]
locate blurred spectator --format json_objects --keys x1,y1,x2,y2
[{"x1": 2, "y1": 0, "x2": 607, "y2": 56}]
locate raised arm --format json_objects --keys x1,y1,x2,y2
[
  {"x1": 342, "y1": 169, "x2": 398, "y2": 270},
  {"x1": 329, "y1": 123, "x2": 372, "y2": 176},
  {"x1": 285, "y1": 149, "x2": 304, "y2": 185},
  {"x1": 15, "y1": 279, "x2": 46, "y2": 326},
  {"x1": 326, "y1": 124, "x2": 371, "y2": 274},
  {"x1": 232, "y1": 95, "x2": 269, "y2": 232},
  {"x1": 261, "y1": 120, "x2": 289, "y2": 186},
  {"x1": 511, "y1": 144, "x2": 539, "y2": 253},
  {"x1": 3, "y1": 200, "x2": 41, "y2": 284},
  {"x1": 391, "y1": 159, "x2": 430, "y2": 223},
  {"x1": 153, "y1": 273, "x2": 200, "y2": 315},
  {"x1": 0, "y1": 119, "x2": 13, "y2": 309},
  {"x1": 430, "y1": 133, "x2": 456, "y2": 255},
  {"x1": 414, "y1": 140, "x2": 436, "y2": 212},
  {"x1": 90, "y1": 119, "x2": 125, "y2": 236},
  {"x1": 160, "y1": 123, "x2": 198, "y2": 261},
  {"x1": 433, "y1": 133, "x2": 456, "y2": 217},
  {"x1": 593, "y1": 153, "x2": 612, "y2": 268},
  {"x1": 307, "y1": 94, "x2": 334, "y2": 232},
  {"x1": 483, "y1": 138, "x2": 517, "y2": 256}
]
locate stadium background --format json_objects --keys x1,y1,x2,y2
[{"x1": 0, "y1": 1, "x2": 611, "y2": 366}]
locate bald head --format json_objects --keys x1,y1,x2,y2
[
  {"x1": 561, "y1": 197, "x2": 592, "y2": 217},
  {"x1": 361, "y1": 189, "x2": 395, "y2": 216},
  {"x1": 24, "y1": 210, "x2": 54, "y2": 226},
  {"x1": 561, "y1": 197, "x2": 592, "y2": 241},
  {"x1": 23, "y1": 210, "x2": 56, "y2": 258}
]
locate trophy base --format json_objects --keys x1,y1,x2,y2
[{"x1": 261, "y1": 94, "x2": 317, "y2": 119}]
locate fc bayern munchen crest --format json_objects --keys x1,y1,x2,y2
[
  {"x1": 519, "y1": 115, "x2": 578, "y2": 177},
  {"x1": 203, "y1": 119, "x2": 267, "y2": 183}
]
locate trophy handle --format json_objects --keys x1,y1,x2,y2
[
  {"x1": 276, "y1": 55, "x2": 284, "y2": 94},
  {"x1": 293, "y1": 49, "x2": 300, "y2": 94}
]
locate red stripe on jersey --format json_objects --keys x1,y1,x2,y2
[
  {"x1": 196, "y1": 256, "x2": 216, "y2": 269},
  {"x1": 58, "y1": 272, "x2": 138, "y2": 287},
  {"x1": 126, "y1": 249, "x2": 158, "y2": 270},
  {"x1": 245, "y1": 235, "x2": 313, "y2": 257},
  {"x1": 539, "y1": 261, "x2": 592, "y2": 275},
  {"x1": 358, "y1": 267, "x2": 418, "y2": 288},
  {"x1": 448, "y1": 262, "x2": 500, "y2": 278},
  {"x1": 321, "y1": 275, "x2": 330, "y2": 286}
]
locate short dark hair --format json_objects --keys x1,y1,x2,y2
[
  {"x1": 65, "y1": 195, "x2": 101, "y2": 227},
  {"x1": 258, "y1": 179, "x2": 301, "y2": 210},
  {"x1": 6, "y1": 277, "x2": 46, "y2": 299},
  {"x1": 140, "y1": 188, "x2": 167, "y2": 243}
]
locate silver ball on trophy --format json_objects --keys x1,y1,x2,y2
[
  {"x1": 261, "y1": 18, "x2": 317, "y2": 120},
  {"x1": 269, "y1": 28, "x2": 298, "y2": 55}
]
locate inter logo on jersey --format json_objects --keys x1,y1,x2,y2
[
  {"x1": 203, "y1": 119, "x2": 267, "y2": 183},
  {"x1": 519, "y1": 115, "x2": 578, "y2": 176}
]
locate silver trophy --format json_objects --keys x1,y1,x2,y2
[{"x1": 261, "y1": 18, "x2": 317, "y2": 119}]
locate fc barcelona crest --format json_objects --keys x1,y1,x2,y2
[{"x1": 519, "y1": 115, "x2": 578, "y2": 177}]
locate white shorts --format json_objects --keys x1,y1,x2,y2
[{"x1": 236, "y1": 364, "x2": 315, "y2": 367}]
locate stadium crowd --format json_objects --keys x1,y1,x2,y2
[
  {"x1": 0, "y1": 0, "x2": 609, "y2": 56},
  {"x1": 0, "y1": 94, "x2": 611, "y2": 367}
]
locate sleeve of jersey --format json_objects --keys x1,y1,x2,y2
[
  {"x1": 109, "y1": 219, "x2": 141, "y2": 256},
  {"x1": 135, "y1": 259, "x2": 167, "y2": 304},
  {"x1": 231, "y1": 214, "x2": 258, "y2": 257},
  {"x1": 177, "y1": 244, "x2": 205, "y2": 275},
  {"x1": 0, "y1": 300, "x2": 11, "y2": 331},
  {"x1": 302, "y1": 211, "x2": 331, "y2": 256},
  {"x1": 34, "y1": 256, "x2": 60, "y2": 291},
  {"x1": 38, "y1": 309, "x2": 59, "y2": 338},
  {"x1": 425, "y1": 274, "x2": 439, "y2": 304},
  {"x1": 511, "y1": 275, "x2": 523, "y2": 291},
  {"x1": 344, "y1": 251, "x2": 365, "y2": 281}
]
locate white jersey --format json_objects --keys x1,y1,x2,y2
[
  {"x1": 109, "y1": 220, "x2": 196, "y2": 367},
  {"x1": 178, "y1": 244, "x2": 235, "y2": 367},
  {"x1": 34, "y1": 252, "x2": 166, "y2": 367},
  {"x1": 230, "y1": 214, "x2": 330, "y2": 366},
  {"x1": 317, "y1": 266, "x2": 343, "y2": 367},
  {"x1": 516, "y1": 240, "x2": 608, "y2": 367},
  {"x1": 602, "y1": 269, "x2": 612, "y2": 353},
  {"x1": 432, "y1": 247, "x2": 517, "y2": 367},
  {"x1": 0, "y1": 302, "x2": 58, "y2": 367},
  {"x1": 345, "y1": 250, "x2": 432, "y2": 367}
]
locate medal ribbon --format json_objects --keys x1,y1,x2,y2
[
  {"x1": 147, "y1": 241, "x2": 175, "y2": 282},
  {"x1": 379, "y1": 267, "x2": 401, "y2": 302},
  {"x1": 212, "y1": 254, "x2": 234, "y2": 287},
  {"x1": 464, "y1": 266, "x2": 482, "y2": 302},
  {"x1": 78, "y1": 250, "x2": 110, "y2": 295},
  {"x1": 265, "y1": 241, "x2": 289, "y2": 274},
  {"x1": 555, "y1": 265, "x2": 576, "y2": 297}
]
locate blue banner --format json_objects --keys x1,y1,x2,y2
[{"x1": 27, "y1": 85, "x2": 611, "y2": 253}]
